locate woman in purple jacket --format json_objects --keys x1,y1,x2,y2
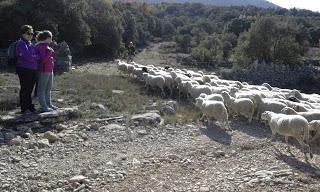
[
  {"x1": 35, "y1": 30, "x2": 58, "y2": 112},
  {"x1": 16, "y1": 25, "x2": 38, "y2": 113}
]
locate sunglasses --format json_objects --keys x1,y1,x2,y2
[{"x1": 25, "y1": 32, "x2": 34, "y2": 36}]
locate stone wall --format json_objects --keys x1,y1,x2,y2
[
  {"x1": 225, "y1": 62, "x2": 320, "y2": 92},
  {"x1": 52, "y1": 41, "x2": 72, "y2": 72}
]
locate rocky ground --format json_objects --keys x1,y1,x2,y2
[{"x1": 0, "y1": 42, "x2": 320, "y2": 192}]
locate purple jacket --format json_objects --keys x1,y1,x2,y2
[
  {"x1": 35, "y1": 42, "x2": 54, "y2": 73},
  {"x1": 16, "y1": 39, "x2": 38, "y2": 70}
]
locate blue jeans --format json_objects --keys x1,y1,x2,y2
[{"x1": 37, "y1": 72, "x2": 53, "y2": 110}]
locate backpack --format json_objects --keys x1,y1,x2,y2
[{"x1": 7, "y1": 41, "x2": 17, "y2": 68}]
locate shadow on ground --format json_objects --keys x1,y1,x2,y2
[
  {"x1": 273, "y1": 146, "x2": 320, "y2": 177},
  {"x1": 199, "y1": 124, "x2": 232, "y2": 145}
]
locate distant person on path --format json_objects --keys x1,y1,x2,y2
[
  {"x1": 16, "y1": 25, "x2": 38, "y2": 114},
  {"x1": 127, "y1": 41, "x2": 135, "y2": 62},
  {"x1": 35, "y1": 30, "x2": 58, "y2": 112}
]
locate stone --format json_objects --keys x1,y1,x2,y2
[
  {"x1": 137, "y1": 130, "x2": 148, "y2": 136},
  {"x1": 167, "y1": 154, "x2": 180, "y2": 160},
  {"x1": 160, "y1": 101, "x2": 177, "y2": 115},
  {"x1": 199, "y1": 186, "x2": 210, "y2": 192},
  {"x1": 11, "y1": 156, "x2": 22, "y2": 163},
  {"x1": 132, "y1": 158, "x2": 141, "y2": 165},
  {"x1": 69, "y1": 175, "x2": 87, "y2": 183},
  {"x1": 4, "y1": 132, "x2": 15, "y2": 141},
  {"x1": 44, "y1": 131, "x2": 59, "y2": 143},
  {"x1": 90, "y1": 103, "x2": 108, "y2": 111},
  {"x1": 215, "y1": 150, "x2": 226, "y2": 157},
  {"x1": 131, "y1": 112, "x2": 161, "y2": 125},
  {"x1": 56, "y1": 124, "x2": 68, "y2": 131},
  {"x1": 16, "y1": 121, "x2": 42, "y2": 133},
  {"x1": 9, "y1": 136, "x2": 21, "y2": 146},
  {"x1": 52, "y1": 41, "x2": 72, "y2": 72},
  {"x1": 112, "y1": 90, "x2": 125, "y2": 95},
  {"x1": 36, "y1": 139, "x2": 51, "y2": 148},
  {"x1": 0, "y1": 108, "x2": 80, "y2": 126},
  {"x1": 103, "y1": 124, "x2": 125, "y2": 131},
  {"x1": 79, "y1": 133, "x2": 88, "y2": 141}
]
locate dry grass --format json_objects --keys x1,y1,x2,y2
[
  {"x1": 163, "y1": 102, "x2": 201, "y2": 124},
  {"x1": 53, "y1": 64, "x2": 167, "y2": 118},
  {"x1": 0, "y1": 75, "x2": 4, "y2": 86}
]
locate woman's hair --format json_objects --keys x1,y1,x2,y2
[
  {"x1": 20, "y1": 25, "x2": 33, "y2": 35},
  {"x1": 34, "y1": 31, "x2": 41, "y2": 38},
  {"x1": 37, "y1": 30, "x2": 53, "y2": 41}
]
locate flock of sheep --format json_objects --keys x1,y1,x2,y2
[{"x1": 117, "y1": 60, "x2": 320, "y2": 161}]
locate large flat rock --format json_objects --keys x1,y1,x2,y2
[
  {"x1": 0, "y1": 108, "x2": 80, "y2": 126},
  {"x1": 131, "y1": 112, "x2": 162, "y2": 125}
]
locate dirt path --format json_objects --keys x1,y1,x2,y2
[{"x1": 134, "y1": 42, "x2": 182, "y2": 68}]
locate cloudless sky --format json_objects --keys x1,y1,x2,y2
[{"x1": 267, "y1": 0, "x2": 320, "y2": 12}]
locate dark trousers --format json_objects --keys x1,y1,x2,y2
[{"x1": 16, "y1": 67, "x2": 37, "y2": 112}]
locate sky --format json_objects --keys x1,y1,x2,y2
[{"x1": 267, "y1": 0, "x2": 320, "y2": 12}]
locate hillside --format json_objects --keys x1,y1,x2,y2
[{"x1": 116, "y1": 0, "x2": 280, "y2": 8}]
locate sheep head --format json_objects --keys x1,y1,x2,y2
[
  {"x1": 261, "y1": 111, "x2": 273, "y2": 122},
  {"x1": 309, "y1": 120, "x2": 320, "y2": 131},
  {"x1": 199, "y1": 93, "x2": 207, "y2": 99},
  {"x1": 280, "y1": 107, "x2": 297, "y2": 115},
  {"x1": 195, "y1": 97, "x2": 204, "y2": 108}
]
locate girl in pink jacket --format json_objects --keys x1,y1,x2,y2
[{"x1": 35, "y1": 31, "x2": 58, "y2": 112}]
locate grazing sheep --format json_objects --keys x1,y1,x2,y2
[
  {"x1": 251, "y1": 94, "x2": 287, "y2": 120},
  {"x1": 199, "y1": 93, "x2": 224, "y2": 102},
  {"x1": 142, "y1": 73, "x2": 165, "y2": 95},
  {"x1": 195, "y1": 97, "x2": 231, "y2": 131},
  {"x1": 187, "y1": 83, "x2": 212, "y2": 98},
  {"x1": 308, "y1": 120, "x2": 320, "y2": 143},
  {"x1": 289, "y1": 89, "x2": 304, "y2": 99},
  {"x1": 281, "y1": 107, "x2": 320, "y2": 122},
  {"x1": 261, "y1": 83, "x2": 272, "y2": 91},
  {"x1": 261, "y1": 111, "x2": 312, "y2": 160},
  {"x1": 288, "y1": 96, "x2": 300, "y2": 103},
  {"x1": 221, "y1": 91, "x2": 254, "y2": 123}
]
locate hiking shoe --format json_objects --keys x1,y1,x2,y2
[
  {"x1": 21, "y1": 109, "x2": 32, "y2": 115},
  {"x1": 48, "y1": 105, "x2": 59, "y2": 110},
  {"x1": 39, "y1": 108, "x2": 53, "y2": 113},
  {"x1": 29, "y1": 107, "x2": 37, "y2": 113}
]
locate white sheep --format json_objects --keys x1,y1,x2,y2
[
  {"x1": 221, "y1": 91, "x2": 254, "y2": 123},
  {"x1": 251, "y1": 94, "x2": 287, "y2": 120},
  {"x1": 195, "y1": 97, "x2": 231, "y2": 131},
  {"x1": 261, "y1": 83, "x2": 272, "y2": 91},
  {"x1": 142, "y1": 73, "x2": 165, "y2": 95},
  {"x1": 281, "y1": 107, "x2": 320, "y2": 122},
  {"x1": 308, "y1": 120, "x2": 320, "y2": 143},
  {"x1": 187, "y1": 83, "x2": 212, "y2": 99},
  {"x1": 199, "y1": 93, "x2": 224, "y2": 102},
  {"x1": 261, "y1": 111, "x2": 312, "y2": 160}
]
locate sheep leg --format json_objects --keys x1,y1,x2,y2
[
  {"x1": 248, "y1": 109, "x2": 254, "y2": 123},
  {"x1": 285, "y1": 136, "x2": 291, "y2": 153},
  {"x1": 225, "y1": 121, "x2": 232, "y2": 132},
  {"x1": 298, "y1": 140, "x2": 313, "y2": 161},
  {"x1": 268, "y1": 133, "x2": 276, "y2": 143}
]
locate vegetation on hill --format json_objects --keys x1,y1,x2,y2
[
  {"x1": 1, "y1": 0, "x2": 320, "y2": 67},
  {"x1": 115, "y1": 0, "x2": 280, "y2": 8}
]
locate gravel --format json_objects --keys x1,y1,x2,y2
[{"x1": 0, "y1": 118, "x2": 320, "y2": 191}]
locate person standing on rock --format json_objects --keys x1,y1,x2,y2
[
  {"x1": 35, "y1": 30, "x2": 58, "y2": 112},
  {"x1": 16, "y1": 25, "x2": 38, "y2": 114}
]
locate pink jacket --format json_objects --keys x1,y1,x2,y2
[{"x1": 35, "y1": 42, "x2": 54, "y2": 72}]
